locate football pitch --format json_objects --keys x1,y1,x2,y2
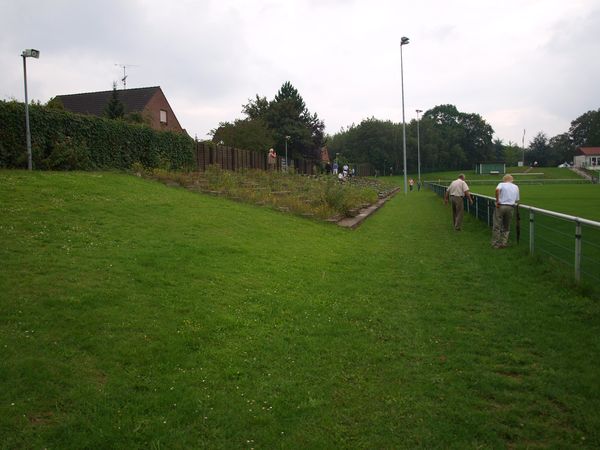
[
  {"x1": 471, "y1": 183, "x2": 600, "y2": 222},
  {"x1": 422, "y1": 168, "x2": 600, "y2": 222}
]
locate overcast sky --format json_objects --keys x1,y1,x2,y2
[{"x1": 2, "y1": 0, "x2": 599, "y2": 146}]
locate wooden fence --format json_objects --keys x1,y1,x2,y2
[
  {"x1": 195, "y1": 141, "x2": 321, "y2": 175},
  {"x1": 194, "y1": 141, "x2": 373, "y2": 176}
]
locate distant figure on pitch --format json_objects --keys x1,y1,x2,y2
[
  {"x1": 444, "y1": 174, "x2": 473, "y2": 231},
  {"x1": 491, "y1": 174, "x2": 520, "y2": 248},
  {"x1": 409, "y1": 178, "x2": 415, "y2": 191},
  {"x1": 268, "y1": 148, "x2": 277, "y2": 171}
]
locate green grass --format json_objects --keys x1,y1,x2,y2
[
  {"x1": 468, "y1": 184, "x2": 600, "y2": 222},
  {"x1": 424, "y1": 167, "x2": 599, "y2": 220},
  {"x1": 423, "y1": 167, "x2": 583, "y2": 182},
  {"x1": 1, "y1": 171, "x2": 600, "y2": 448}
]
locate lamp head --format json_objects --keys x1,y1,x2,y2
[
  {"x1": 22, "y1": 49, "x2": 40, "y2": 58},
  {"x1": 401, "y1": 37, "x2": 410, "y2": 46}
]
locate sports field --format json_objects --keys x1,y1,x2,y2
[
  {"x1": 1, "y1": 171, "x2": 599, "y2": 448},
  {"x1": 470, "y1": 184, "x2": 600, "y2": 222},
  {"x1": 423, "y1": 169, "x2": 600, "y2": 221}
]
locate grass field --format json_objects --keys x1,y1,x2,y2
[
  {"x1": 1, "y1": 171, "x2": 600, "y2": 448},
  {"x1": 469, "y1": 184, "x2": 600, "y2": 222},
  {"x1": 422, "y1": 167, "x2": 583, "y2": 182},
  {"x1": 420, "y1": 168, "x2": 600, "y2": 220}
]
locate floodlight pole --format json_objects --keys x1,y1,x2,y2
[
  {"x1": 416, "y1": 109, "x2": 422, "y2": 185},
  {"x1": 522, "y1": 129, "x2": 526, "y2": 166},
  {"x1": 400, "y1": 37, "x2": 410, "y2": 195},
  {"x1": 285, "y1": 135, "x2": 290, "y2": 172}
]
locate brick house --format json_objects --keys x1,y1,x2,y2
[
  {"x1": 574, "y1": 147, "x2": 600, "y2": 170},
  {"x1": 54, "y1": 86, "x2": 185, "y2": 133}
]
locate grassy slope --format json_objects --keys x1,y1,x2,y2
[{"x1": 1, "y1": 171, "x2": 599, "y2": 448}]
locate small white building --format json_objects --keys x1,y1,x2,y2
[{"x1": 574, "y1": 147, "x2": 600, "y2": 170}]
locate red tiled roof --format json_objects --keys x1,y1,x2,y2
[{"x1": 578, "y1": 147, "x2": 600, "y2": 155}]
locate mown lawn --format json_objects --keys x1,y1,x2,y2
[
  {"x1": 421, "y1": 167, "x2": 600, "y2": 220},
  {"x1": 470, "y1": 184, "x2": 600, "y2": 222},
  {"x1": 1, "y1": 171, "x2": 599, "y2": 449},
  {"x1": 423, "y1": 167, "x2": 583, "y2": 181}
]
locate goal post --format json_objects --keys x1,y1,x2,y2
[{"x1": 475, "y1": 163, "x2": 506, "y2": 174}]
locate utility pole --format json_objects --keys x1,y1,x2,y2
[{"x1": 416, "y1": 109, "x2": 423, "y2": 185}]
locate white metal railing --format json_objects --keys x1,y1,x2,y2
[{"x1": 427, "y1": 182, "x2": 600, "y2": 283}]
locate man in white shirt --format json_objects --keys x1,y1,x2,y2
[
  {"x1": 444, "y1": 174, "x2": 473, "y2": 231},
  {"x1": 492, "y1": 174, "x2": 520, "y2": 248}
]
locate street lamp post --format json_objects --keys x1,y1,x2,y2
[
  {"x1": 416, "y1": 109, "x2": 422, "y2": 185},
  {"x1": 522, "y1": 129, "x2": 526, "y2": 166},
  {"x1": 400, "y1": 36, "x2": 410, "y2": 195},
  {"x1": 21, "y1": 48, "x2": 40, "y2": 170},
  {"x1": 285, "y1": 135, "x2": 290, "y2": 172}
]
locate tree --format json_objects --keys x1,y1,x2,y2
[
  {"x1": 461, "y1": 112, "x2": 494, "y2": 163},
  {"x1": 527, "y1": 132, "x2": 551, "y2": 166},
  {"x1": 240, "y1": 82, "x2": 325, "y2": 160},
  {"x1": 210, "y1": 118, "x2": 275, "y2": 151},
  {"x1": 424, "y1": 105, "x2": 494, "y2": 168},
  {"x1": 242, "y1": 95, "x2": 270, "y2": 120},
  {"x1": 273, "y1": 82, "x2": 306, "y2": 114},
  {"x1": 45, "y1": 97, "x2": 64, "y2": 110},
  {"x1": 548, "y1": 133, "x2": 574, "y2": 165},
  {"x1": 568, "y1": 109, "x2": 600, "y2": 148},
  {"x1": 493, "y1": 139, "x2": 504, "y2": 161},
  {"x1": 328, "y1": 118, "x2": 398, "y2": 173},
  {"x1": 502, "y1": 141, "x2": 522, "y2": 166},
  {"x1": 104, "y1": 85, "x2": 124, "y2": 119}
]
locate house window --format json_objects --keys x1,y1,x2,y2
[{"x1": 160, "y1": 109, "x2": 167, "y2": 124}]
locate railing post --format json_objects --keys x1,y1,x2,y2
[
  {"x1": 575, "y1": 221, "x2": 582, "y2": 282},
  {"x1": 529, "y1": 210, "x2": 535, "y2": 255}
]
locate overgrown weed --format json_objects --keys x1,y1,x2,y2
[{"x1": 140, "y1": 165, "x2": 398, "y2": 220}]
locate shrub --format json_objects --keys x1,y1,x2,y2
[{"x1": 0, "y1": 100, "x2": 194, "y2": 171}]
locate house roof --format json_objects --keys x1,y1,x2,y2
[
  {"x1": 578, "y1": 147, "x2": 600, "y2": 156},
  {"x1": 55, "y1": 86, "x2": 161, "y2": 116}
]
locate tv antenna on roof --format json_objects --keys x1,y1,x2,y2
[{"x1": 114, "y1": 64, "x2": 139, "y2": 89}]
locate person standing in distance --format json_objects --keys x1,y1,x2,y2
[
  {"x1": 444, "y1": 174, "x2": 474, "y2": 231},
  {"x1": 491, "y1": 174, "x2": 520, "y2": 248},
  {"x1": 267, "y1": 148, "x2": 277, "y2": 171}
]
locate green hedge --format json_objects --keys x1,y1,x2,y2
[{"x1": 0, "y1": 101, "x2": 195, "y2": 170}]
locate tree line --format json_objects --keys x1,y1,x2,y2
[
  {"x1": 328, "y1": 106, "x2": 600, "y2": 173},
  {"x1": 210, "y1": 80, "x2": 600, "y2": 171}
]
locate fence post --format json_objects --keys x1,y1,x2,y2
[
  {"x1": 575, "y1": 221, "x2": 582, "y2": 282},
  {"x1": 529, "y1": 210, "x2": 535, "y2": 255}
]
